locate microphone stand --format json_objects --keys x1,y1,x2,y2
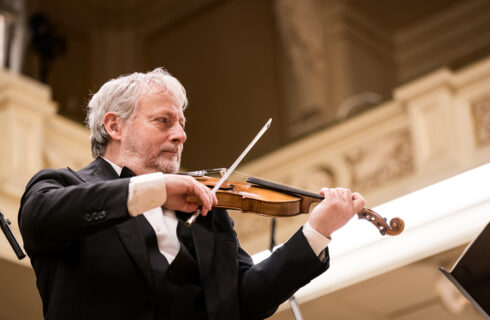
[
  {"x1": 269, "y1": 218, "x2": 304, "y2": 320},
  {"x1": 0, "y1": 210, "x2": 26, "y2": 259}
]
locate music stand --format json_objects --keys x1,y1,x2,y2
[
  {"x1": 439, "y1": 221, "x2": 490, "y2": 319},
  {"x1": 0, "y1": 210, "x2": 25, "y2": 260}
]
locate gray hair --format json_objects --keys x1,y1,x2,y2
[{"x1": 85, "y1": 68, "x2": 188, "y2": 158}]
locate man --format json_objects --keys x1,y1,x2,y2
[{"x1": 19, "y1": 68, "x2": 365, "y2": 320}]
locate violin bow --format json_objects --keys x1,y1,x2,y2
[{"x1": 185, "y1": 118, "x2": 273, "y2": 226}]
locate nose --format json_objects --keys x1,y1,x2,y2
[{"x1": 170, "y1": 123, "x2": 187, "y2": 144}]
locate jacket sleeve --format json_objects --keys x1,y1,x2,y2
[
  {"x1": 19, "y1": 168, "x2": 132, "y2": 253},
  {"x1": 237, "y1": 227, "x2": 330, "y2": 320}
]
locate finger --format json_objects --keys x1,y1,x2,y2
[
  {"x1": 352, "y1": 192, "x2": 364, "y2": 200},
  {"x1": 206, "y1": 185, "x2": 217, "y2": 206},
  {"x1": 200, "y1": 182, "x2": 216, "y2": 206},
  {"x1": 318, "y1": 187, "x2": 330, "y2": 198},
  {"x1": 201, "y1": 184, "x2": 216, "y2": 214},
  {"x1": 193, "y1": 181, "x2": 217, "y2": 217},
  {"x1": 339, "y1": 188, "x2": 352, "y2": 202},
  {"x1": 352, "y1": 192, "x2": 366, "y2": 212},
  {"x1": 202, "y1": 184, "x2": 216, "y2": 210},
  {"x1": 180, "y1": 202, "x2": 199, "y2": 213},
  {"x1": 191, "y1": 181, "x2": 212, "y2": 215},
  {"x1": 200, "y1": 206, "x2": 208, "y2": 217}
]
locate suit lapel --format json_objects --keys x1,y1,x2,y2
[
  {"x1": 176, "y1": 211, "x2": 216, "y2": 285},
  {"x1": 188, "y1": 213, "x2": 217, "y2": 315},
  {"x1": 72, "y1": 157, "x2": 154, "y2": 289},
  {"x1": 192, "y1": 219, "x2": 215, "y2": 279},
  {"x1": 115, "y1": 216, "x2": 154, "y2": 289}
]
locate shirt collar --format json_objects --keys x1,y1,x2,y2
[{"x1": 101, "y1": 156, "x2": 123, "y2": 176}]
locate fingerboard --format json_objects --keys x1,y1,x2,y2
[{"x1": 246, "y1": 177, "x2": 324, "y2": 200}]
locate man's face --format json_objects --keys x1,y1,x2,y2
[{"x1": 119, "y1": 91, "x2": 186, "y2": 174}]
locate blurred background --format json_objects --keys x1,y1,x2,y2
[{"x1": 0, "y1": 0, "x2": 489, "y2": 319}]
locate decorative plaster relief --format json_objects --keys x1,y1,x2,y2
[
  {"x1": 471, "y1": 95, "x2": 490, "y2": 146},
  {"x1": 289, "y1": 165, "x2": 336, "y2": 192},
  {"x1": 344, "y1": 129, "x2": 414, "y2": 192}
]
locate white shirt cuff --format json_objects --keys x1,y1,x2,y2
[
  {"x1": 127, "y1": 172, "x2": 167, "y2": 216},
  {"x1": 302, "y1": 221, "x2": 331, "y2": 257}
]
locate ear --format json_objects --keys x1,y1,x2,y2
[{"x1": 103, "y1": 112, "x2": 124, "y2": 141}]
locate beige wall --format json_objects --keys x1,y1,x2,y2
[
  {"x1": 143, "y1": 0, "x2": 284, "y2": 170},
  {"x1": 21, "y1": 0, "x2": 490, "y2": 170},
  {"x1": 1, "y1": 49, "x2": 489, "y2": 320},
  {"x1": 237, "y1": 56, "x2": 490, "y2": 254}
]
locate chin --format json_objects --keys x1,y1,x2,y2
[
  {"x1": 157, "y1": 160, "x2": 180, "y2": 174},
  {"x1": 154, "y1": 151, "x2": 181, "y2": 174}
]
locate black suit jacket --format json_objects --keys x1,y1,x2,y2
[{"x1": 19, "y1": 157, "x2": 329, "y2": 320}]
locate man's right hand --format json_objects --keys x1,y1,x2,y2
[{"x1": 163, "y1": 175, "x2": 218, "y2": 216}]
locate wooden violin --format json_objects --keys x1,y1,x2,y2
[{"x1": 186, "y1": 174, "x2": 404, "y2": 236}]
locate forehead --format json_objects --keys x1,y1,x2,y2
[{"x1": 137, "y1": 90, "x2": 185, "y2": 115}]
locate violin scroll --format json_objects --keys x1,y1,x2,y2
[{"x1": 358, "y1": 208, "x2": 404, "y2": 236}]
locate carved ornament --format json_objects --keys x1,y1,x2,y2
[
  {"x1": 344, "y1": 129, "x2": 414, "y2": 192},
  {"x1": 472, "y1": 96, "x2": 490, "y2": 146}
]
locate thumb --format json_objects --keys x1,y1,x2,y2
[{"x1": 179, "y1": 202, "x2": 200, "y2": 213}]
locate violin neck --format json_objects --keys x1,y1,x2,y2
[
  {"x1": 246, "y1": 177, "x2": 323, "y2": 214},
  {"x1": 246, "y1": 177, "x2": 324, "y2": 200}
]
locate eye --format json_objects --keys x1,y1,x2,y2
[{"x1": 159, "y1": 117, "x2": 168, "y2": 124}]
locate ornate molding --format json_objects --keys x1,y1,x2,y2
[
  {"x1": 344, "y1": 129, "x2": 414, "y2": 192},
  {"x1": 288, "y1": 166, "x2": 336, "y2": 192},
  {"x1": 472, "y1": 95, "x2": 490, "y2": 146},
  {"x1": 395, "y1": 0, "x2": 490, "y2": 82}
]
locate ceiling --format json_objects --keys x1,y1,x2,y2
[
  {"x1": 29, "y1": 0, "x2": 466, "y2": 30},
  {"x1": 350, "y1": 0, "x2": 465, "y2": 30},
  {"x1": 27, "y1": 0, "x2": 224, "y2": 28}
]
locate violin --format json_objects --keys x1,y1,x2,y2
[{"x1": 185, "y1": 174, "x2": 404, "y2": 236}]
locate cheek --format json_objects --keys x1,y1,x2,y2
[
  {"x1": 133, "y1": 125, "x2": 158, "y2": 141},
  {"x1": 123, "y1": 122, "x2": 171, "y2": 147},
  {"x1": 122, "y1": 124, "x2": 148, "y2": 148}
]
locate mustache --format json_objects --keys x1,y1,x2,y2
[{"x1": 160, "y1": 146, "x2": 182, "y2": 154}]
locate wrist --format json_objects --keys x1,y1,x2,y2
[
  {"x1": 303, "y1": 222, "x2": 331, "y2": 257},
  {"x1": 309, "y1": 221, "x2": 333, "y2": 239},
  {"x1": 127, "y1": 172, "x2": 167, "y2": 216}
]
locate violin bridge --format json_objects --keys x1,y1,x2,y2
[{"x1": 219, "y1": 168, "x2": 227, "y2": 178}]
